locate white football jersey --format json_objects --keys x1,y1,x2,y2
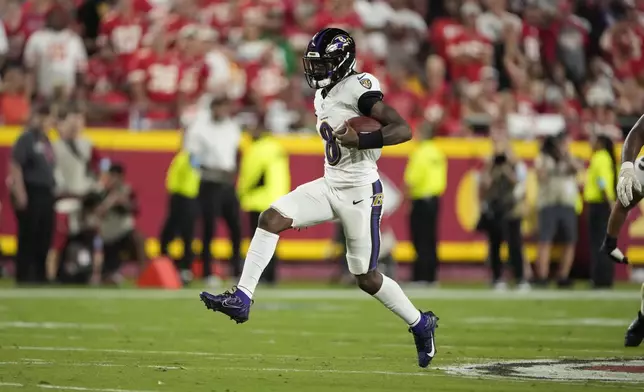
[
  {"x1": 23, "y1": 29, "x2": 87, "y2": 98},
  {"x1": 314, "y1": 72, "x2": 382, "y2": 188}
]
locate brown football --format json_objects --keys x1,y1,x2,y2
[{"x1": 346, "y1": 116, "x2": 382, "y2": 133}]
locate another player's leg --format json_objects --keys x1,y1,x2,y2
[
  {"x1": 625, "y1": 283, "x2": 644, "y2": 347},
  {"x1": 340, "y1": 180, "x2": 438, "y2": 368},
  {"x1": 199, "y1": 179, "x2": 335, "y2": 323}
]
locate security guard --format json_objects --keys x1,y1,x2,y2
[
  {"x1": 10, "y1": 104, "x2": 57, "y2": 284},
  {"x1": 159, "y1": 133, "x2": 201, "y2": 282},
  {"x1": 236, "y1": 121, "x2": 290, "y2": 284},
  {"x1": 404, "y1": 125, "x2": 447, "y2": 285},
  {"x1": 584, "y1": 134, "x2": 617, "y2": 288}
]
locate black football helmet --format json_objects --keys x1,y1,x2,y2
[{"x1": 302, "y1": 27, "x2": 356, "y2": 89}]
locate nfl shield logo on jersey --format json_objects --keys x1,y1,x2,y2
[{"x1": 360, "y1": 78, "x2": 372, "y2": 89}]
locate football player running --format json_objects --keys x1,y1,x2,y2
[
  {"x1": 199, "y1": 28, "x2": 439, "y2": 368},
  {"x1": 601, "y1": 114, "x2": 644, "y2": 347}
]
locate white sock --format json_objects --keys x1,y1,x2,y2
[
  {"x1": 237, "y1": 228, "x2": 279, "y2": 299},
  {"x1": 640, "y1": 283, "x2": 644, "y2": 315},
  {"x1": 373, "y1": 274, "x2": 422, "y2": 326}
]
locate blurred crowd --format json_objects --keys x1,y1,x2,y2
[{"x1": 0, "y1": 0, "x2": 640, "y2": 137}]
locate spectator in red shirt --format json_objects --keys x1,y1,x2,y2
[
  {"x1": 430, "y1": 0, "x2": 463, "y2": 61},
  {"x1": 164, "y1": 0, "x2": 199, "y2": 40},
  {"x1": 177, "y1": 25, "x2": 210, "y2": 119},
  {"x1": 385, "y1": 64, "x2": 420, "y2": 124},
  {"x1": 3, "y1": 0, "x2": 52, "y2": 62},
  {"x1": 285, "y1": 2, "x2": 317, "y2": 53},
  {"x1": 539, "y1": 0, "x2": 590, "y2": 84},
  {"x1": 600, "y1": 15, "x2": 644, "y2": 82},
  {"x1": 314, "y1": 0, "x2": 362, "y2": 32},
  {"x1": 446, "y1": 2, "x2": 493, "y2": 83},
  {"x1": 85, "y1": 56, "x2": 129, "y2": 126},
  {"x1": 97, "y1": 0, "x2": 148, "y2": 84},
  {"x1": 420, "y1": 55, "x2": 468, "y2": 137},
  {"x1": 128, "y1": 27, "x2": 182, "y2": 129},
  {"x1": 463, "y1": 66, "x2": 503, "y2": 121},
  {"x1": 519, "y1": 1, "x2": 542, "y2": 65}
]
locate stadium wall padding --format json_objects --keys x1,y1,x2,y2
[{"x1": 0, "y1": 127, "x2": 641, "y2": 264}]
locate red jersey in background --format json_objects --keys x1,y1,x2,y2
[
  {"x1": 430, "y1": 17, "x2": 463, "y2": 59},
  {"x1": 98, "y1": 12, "x2": 147, "y2": 79},
  {"x1": 179, "y1": 57, "x2": 210, "y2": 102},
  {"x1": 128, "y1": 48, "x2": 182, "y2": 119},
  {"x1": 446, "y1": 30, "x2": 491, "y2": 82}
]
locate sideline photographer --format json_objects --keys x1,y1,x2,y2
[{"x1": 478, "y1": 130, "x2": 528, "y2": 289}]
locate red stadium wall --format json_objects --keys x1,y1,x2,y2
[{"x1": 0, "y1": 128, "x2": 642, "y2": 267}]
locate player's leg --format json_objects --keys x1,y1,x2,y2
[
  {"x1": 221, "y1": 184, "x2": 242, "y2": 275},
  {"x1": 487, "y1": 219, "x2": 504, "y2": 286},
  {"x1": 336, "y1": 180, "x2": 438, "y2": 368},
  {"x1": 534, "y1": 206, "x2": 556, "y2": 285},
  {"x1": 199, "y1": 178, "x2": 335, "y2": 323},
  {"x1": 625, "y1": 283, "x2": 644, "y2": 347},
  {"x1": 556, "y1": 206, "x2": 577, "y2": 288}
]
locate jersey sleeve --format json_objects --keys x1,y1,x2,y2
[{"x1": 350, "y1": 73, "x2": 383, "y2": 116}]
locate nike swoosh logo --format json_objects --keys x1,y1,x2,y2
[
  {"x1": 352, "y1": 200, "x2": 363, "y2": 205},
  {"x1": 221, "y1": 298, "x2": 240, "y2": 308},
  {"x1": 428, "y1": 335, "x2": 436, "y2": 357},
  {"x1": 357, "y1": 74, "x2": 366, "y2": 80}
]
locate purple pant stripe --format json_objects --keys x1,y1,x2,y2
[{"x1": 369, "y1": 180, "x2": 383, "y2": 271}]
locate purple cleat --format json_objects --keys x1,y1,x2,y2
[
  {"x1": 409, "y1": 311, "x2": 439, "y2": 368},
  {"x1": 199, "y1": 288, "x2": 252, "y2": 324}
]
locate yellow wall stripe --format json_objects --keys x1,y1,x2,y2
[{"x1": 1, "y1": 235, "x2": 640, "y2": 265}]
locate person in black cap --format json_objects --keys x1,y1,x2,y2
[{"x1": 10, "y1": 104, "x2": 57, "y2": 284}]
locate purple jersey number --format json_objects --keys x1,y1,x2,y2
[{"x1": 319, "y1": 122, "x2": 341, "y2": 166}]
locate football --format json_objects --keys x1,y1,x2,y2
[
  {"x1": 636, "y1": 156, "x2": 644, "y2": 186},
  {"x1": 346, "y1": 116, "x2": 382, "y2": 133}
]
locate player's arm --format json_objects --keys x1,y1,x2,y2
[
  {"x1": 336, "y1": 96, "x2": 411, "y2": 148},
  {"x1": 616, "y1": 115, "x2": 644, "y2": 207},
  {"x1": 602, "y1": 116, "x2": 644, "y2": 263},
  {"x1": 367, "y1": 101, "x2": 412, "y2": 146}
]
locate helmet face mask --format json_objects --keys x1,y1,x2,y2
[{"x1": 303, "y1": 28, "x2": 356, "y2": 89}]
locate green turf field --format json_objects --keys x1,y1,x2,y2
[{"x1": 1, "y1": 286, "x2": 643, "y2": 392}]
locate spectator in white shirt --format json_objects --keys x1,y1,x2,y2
[
  {"x1": 23, "y1": 6, "x2": 87, "y2": 101},
  {"x1": 185, "y1": 96, "x2": 242, "y2": 286},
  {"x1": 477, "y1": 0, "x2": 522, "y2": 44}
]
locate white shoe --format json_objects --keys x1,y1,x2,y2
[
  {"x1": 205, "y1": 275, "x2": 222, "y2": 288},
  {"x1": 516, "y1": 281, "x2": 531, "y2": 292},
  {"x1": 493, "y1": 281, "x2": 508, "y2": 291},
  {"x1": 180, "y1": 270, "x2": 194, "y2": 283}
]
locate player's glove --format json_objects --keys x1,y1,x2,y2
[
  {"x1": 601, "y1": 235, "x2": 629, "y2": 264},
  {"x1": 617, "y1": 162, "x2": 642, "y2": 207}
]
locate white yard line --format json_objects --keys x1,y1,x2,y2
[
  {"x1": 2, "y1": 359, "x2": 642, "y2": 388},
  {"x1": 0, "y1": 288, "x2": 639, "y2": 301},
  {"x1": 6, "y1": 344, "x2": 635, "y2": 361},
  {"x1": 0, "y1": 321, "x2": 117, "y2": 330},
  {"x1": 6, "y1": 346, "x2": 386, "y2": 361},
  {"x1": 0, "y1": 383, "x2": 158, "y2": 392},
  {"x1": 0, "y1": 382, "x2": 24, "y2": 387},
  {"x1": 38, "y1": 386, "x2": 158, "y2": 392},
  {"x1": 0, "y1": 360, "x2": 434, "y2": 378},
  {"x1": 463, "y1": 317, "x2": 630, "y2": 327}
]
